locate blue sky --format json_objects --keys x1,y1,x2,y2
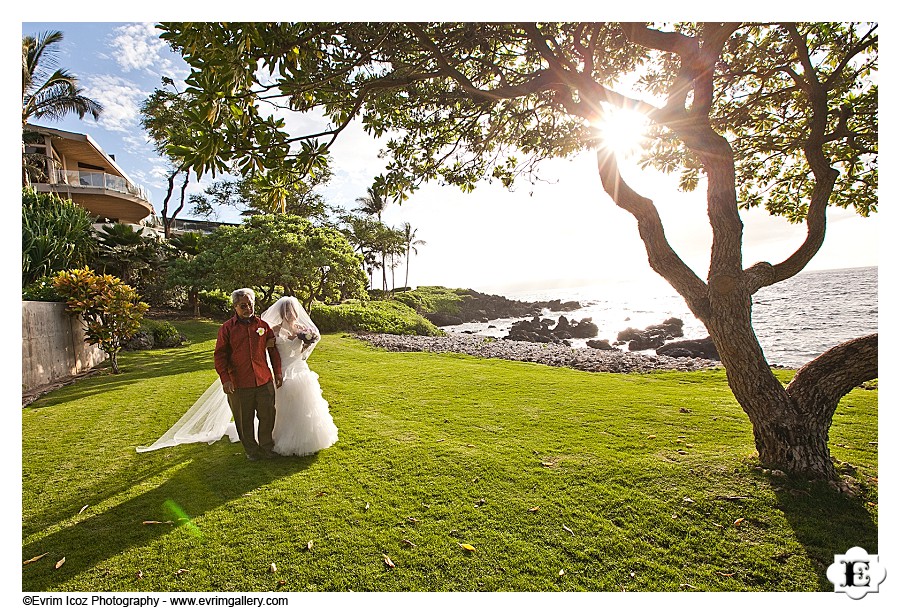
[{"x1": 17, "y1": 20, "x2": 881, "y2": 295}]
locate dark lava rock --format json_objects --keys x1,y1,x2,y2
[{"x1": 656, "y1": 336, "x2": 719, "y2": 361}]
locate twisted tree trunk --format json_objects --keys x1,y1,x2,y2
[{"x1": 597, "y1": 146, "x2": 878, "y2": 481}]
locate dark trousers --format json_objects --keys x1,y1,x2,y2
[{"x1": 226, "y1": 381, "x2": 276, "y2": 456}]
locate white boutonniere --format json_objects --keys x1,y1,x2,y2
[{"x1": 256, "y1": 327, "x2": 266, "y2": 336}]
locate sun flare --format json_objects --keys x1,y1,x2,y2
[{"x1": 593, "y1": 108, "x2": 650, "y2": 157}]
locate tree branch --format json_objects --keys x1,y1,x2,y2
[
  {"x1": 595, "y1": 147, "x2": 711, "y2": 320},
  {"x1": 786, "y1": 333, "x2": 878, "y2": 413}
]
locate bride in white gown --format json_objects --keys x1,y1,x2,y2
[{"x1": 137, "y1": 296, "x2": 338, "y2": 456}]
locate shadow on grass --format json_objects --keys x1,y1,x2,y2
[
  {"x1": 773, "y1": 476, "x2": 877, "y2": 591},
  {"x1": 22, "y1": 442, "x2": 316, "y2": 591},
  {"x1": 28, "y1": 344, "x2": 217, "y2": 410}
]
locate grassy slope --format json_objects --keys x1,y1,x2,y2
[{"x1": 22, "y1": 320, "x2": 877, "y2": 592}]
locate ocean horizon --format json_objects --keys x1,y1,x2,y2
[{"x1": 440, "y1": 266, "x2": 878, "y2": 368}]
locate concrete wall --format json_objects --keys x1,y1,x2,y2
[{"x1": 22, "y1": 301, "x2": 106, "y2": 393}]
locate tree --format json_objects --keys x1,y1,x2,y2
[
  {"x1": 167, "y1": 232, "x2": 208, "y2": 316},
  {"x1": 140, "y1": 85, "x2": 194, "y2": 237},
  {"x1": 52, "y1": 267, "x2": 149, "y2": 374},
  {"x1": 159, "y1": 22, "x2": 877, "y2": 481},
  {"x1": 22, "y1": 30, "x2": 102, "y2": 128},
  {"x1": 22, "y1": 188, "x2": 97, "y2": 287},
  {"x1": 22, "y1": 30, "x2": 103, "y2": 185},
  {"x1": 355, "y1": 186, "x2": 391, "y2": 290},
  {"x1": 401, "y1": 223, "x2": 426, "y2": 288},
  {"x1": 195, "y1": 214, "x2": 368, "y2": 308},
  {"x1": 189, "y1": 172, "x2": 334, "y2": 222}
]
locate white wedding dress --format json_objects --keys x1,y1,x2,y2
[{"x1": 137, "y1": 297, "x2": 338, "y2": 456}]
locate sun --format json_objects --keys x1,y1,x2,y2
[{"x1": 593, "y1": 108, "x2": 650, "y2": 158}]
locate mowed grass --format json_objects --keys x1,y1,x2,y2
[{"x1": 22, "y1": 320, "x2": 878, "y2": 592}]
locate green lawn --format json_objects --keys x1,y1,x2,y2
[{"x1": 22, "y1": 319, "x2": 878, "y2": 592}]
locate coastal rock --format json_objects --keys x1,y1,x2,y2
[
  {"x1": 617, "y1": 318, "x2": 685, "y2": 351},
  {"x1": 656, "y1": 337, "x2": 720, "y2": 361},
  {"x1": 421, "y1": 289, "x2": 582, "y2": 326},
  {"x1": 506, "y1": 315, "x2": 598, "y2": 344},
  {"x1": 586, "y1": 339, "x2": 617, "y2": 351},
  {"x1": 354, "y1": 332, "x2": 719, "y2": 375}
]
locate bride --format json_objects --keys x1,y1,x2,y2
[{"x1": 137, "y1": 296, "x2": 338, "y2": 456}]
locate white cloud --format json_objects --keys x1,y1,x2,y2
[
  {"x1": 83, "y1": 74, "x2": 146, "y2": 132},
  {"x1": 108, "y1": 23, "x2": 178, "y2": 76}
]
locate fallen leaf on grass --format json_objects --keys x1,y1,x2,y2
[
  {"x1": 679, "y1": 583, "x2": 698, "y2": 590},
  {"x1": 314, "y1": 491, "x2": 327, "y2": 497},
  {"x1": 136, "y1": 570, "x2": 143, "y2": 580},
  {"x1": 401, "y1": 539, "x2": 416, "y2": 548},
  {"x1": 406, "y1": 517, "x2": 420, "y2": 524},
  {"x1": 683, "y1": 497, "x2": 694, "y2": 503},
  {"x1": 175, "y1": 569, "x2": 190, "y2": 576},
  {"x1": 734, "y1": 518, "x2": 745, "y2": 526},
  {"x1": 541, "y1": 461, "x2": 555, "y2": 467},
  {"x1": 647, "y1": 435, "x2": 657, "y2": 439},
  {"x1": 558, "y1": 569, "x2": 565, "y2": 576},
  {"x1": 306, "y1": 541, "x2": 313, "y2": 551},
  {"x1": 55, "y1": 557, "x2": 65, "y2": 569},
  {"x1": 562, "y1": 525, "x2": 575, "y2": 536},
  {"x1": 23, "y1": 553, "x2": 49, "y2": 565},
  {"x1": 78, "y1": 505, "x2": 88, "y2": 514},
  {"x1": 528, "y1": 507, "x2": 540, "y2": 513},
  {"x1": 716, "y1": 571, "x2": 735, "y2": 577},
  {"x1": 474, "y1": 498, "x2": 486, "y2": 508},
  {"x1": 466, "y1": 444, "x2": 476, "y2": 448},
  {"x1": 383, "y1": 554, "x2": 395, "y2": 568},
  {"x1": 269, "y1": 563, "x2": 277, "y2": 573},
  {"x1": 143, "y1": 520, "x2": 174, "y2": 525},
  {"x1": 459, "y1": 543, "x2": 476, "y2": 552},
  {"x1": 364, "y1": 502, "x2": 370, "y2": 511}
]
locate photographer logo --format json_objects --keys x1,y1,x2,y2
[{"x1": 826, "y1": 547, "x2": 886, "y2": 599}]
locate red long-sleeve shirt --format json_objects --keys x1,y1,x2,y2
[{"x1": 214, "y1": 315, "x2": 282, "y2": 389}]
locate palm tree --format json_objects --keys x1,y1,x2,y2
[
  {"x1": 355, "y1": 187, "x2": 390, "y2": 290},
  {"x1": 22, "y1": 30, "x2": 102, "y2": 128},
  {"x1": 401, "y1": 223, "x2": 426, "y2": 289},
  {"x1": 23, "y1": 30, "x2": 103, "y2": 186}
]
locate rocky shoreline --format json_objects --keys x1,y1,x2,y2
[{"x1": 353, "y1": 332, "x2": 721, "y2": 374}]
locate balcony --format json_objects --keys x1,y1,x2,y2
[
  {"x1": 33, "y1": 167, "x2": 154, "y2": 224},
  {"x1": 53, "y1": 168, "x2": 151, "y2": 203}
]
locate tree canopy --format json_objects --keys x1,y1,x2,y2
[{"x1": 158, "y1": 22, "x2": 878, "y2": 480}]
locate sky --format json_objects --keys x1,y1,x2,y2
[{"x1": 16, "y1": 19, "x2": 881, "y2": 296}]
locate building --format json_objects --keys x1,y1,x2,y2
[{"x1": 24, "y1": 123, "x2": 154, "y2": 224}]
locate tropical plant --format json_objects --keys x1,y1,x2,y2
[
  {"x1": 159, "y1": 22, "x2": 877, "y2": 481},
  {"x1": 52, "y1": 267, "x2": 149, "y2": 374},
  {"x1": 22, "y1": 30, "x2": 102, "y2": 128},
  {"x1": 93, "y1": 222, "x2": 163, "y2": 287},
  {"x1": 22, "y1": 188, "x2": 97, "y2": 287},
  {"x1": 401, "y1": 222, "x2": 426, "y2": 288}
]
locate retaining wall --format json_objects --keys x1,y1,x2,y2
[{"x1": 22, "y1": 301, "x2": 106, "y2": 393}]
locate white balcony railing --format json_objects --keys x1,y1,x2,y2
[{"x1": 51, "y1": 169, "x2": 151, "y2": 203}]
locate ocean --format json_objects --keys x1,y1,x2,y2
[{"x1": 441, "y1": 266, "x2": 878, "y2": 368}]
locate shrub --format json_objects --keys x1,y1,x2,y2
[
  {"x1": 198, "y1": 290, "x2": 232, "y2": 317},
  {"x1": 393, "y1": 286, "x2": 468, "y2": 315},
  {"x1": 22, "y1": 276, "x2": 63, "y2": 302},
  {"x1": 310, "y1": 300, "x2": 444, "y2": 336},
  {"x1": 143, "y1": 320, "x2": 184, "y2": 348},
  {"x1": 22, "y1": 188, "x2": 97, "y2": 287},
  {"x1": 52, "y1": 267, "x2": 149, "y2": 373}
]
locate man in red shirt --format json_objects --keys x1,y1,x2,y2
[{"x1": 214, "y1": 288, "x2": 283, "y2": 460}]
